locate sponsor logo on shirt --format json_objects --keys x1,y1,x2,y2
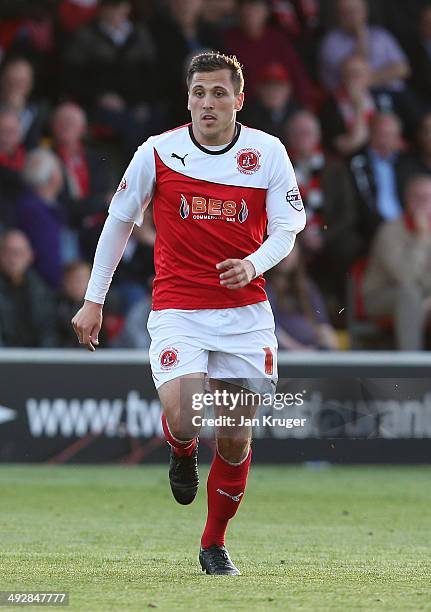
[
  {"x1": 179, "y1": 194, "x2": 248, "y2": 223},
  {"x1": 236, "y1": 148, "x2": 261, "y2": 174},
  {"x1": 180, "y1": 194, "x2": 190, "y2": 219},
  {"x1": 159, "y1": 347, "x2": 179, "y2": 370},
  {"x1": 286, "y1": 187, "x2": 304, "y2": 211}
]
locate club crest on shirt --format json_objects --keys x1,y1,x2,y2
[
  {"x1": 286, "y1": 187, "x2": 304, "y2": 211},
  {"x1": 159, "y1": 347, "x2": 179, "y2": 369},
  {"x1": 116, "y1": 177, "x2": 127, "y2": 193},
  {"x1": 236, "y1": 148, "x2": 261, "y2": 174}
]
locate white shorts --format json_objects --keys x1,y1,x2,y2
[{"x1": 147, "y1": 300, "x2": 278, "y2": 395}]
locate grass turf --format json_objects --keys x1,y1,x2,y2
[{"x1": 0, "y1": 465, "x2": 430, "y2": 611}]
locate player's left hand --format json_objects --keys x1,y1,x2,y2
[{"x1": 216, "y1": 258, "x2": 256, "y2": 289}]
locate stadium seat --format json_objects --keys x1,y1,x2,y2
[{"x1": 346, "y1": 258, "x2": 393, "y2": 349}]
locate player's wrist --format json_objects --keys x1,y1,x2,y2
[
  {"x1": 243, "y1": 258, "x2": 257, "y2": 280},
  {"x1": 84, "y1": 299, "x2": 104, "y2": 310}
]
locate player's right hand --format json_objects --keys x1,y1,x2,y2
[{"x1": 71, "y1": 300, "x2": 103, "y2": 352}]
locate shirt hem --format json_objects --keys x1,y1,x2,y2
[{"x1": 151, "y1": 295, "x2": 268, "y2": 311}]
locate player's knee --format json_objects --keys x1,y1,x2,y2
[
  {"x1": 167, "y1": 417, "x2": 192, "y2": 442},
  {"x1": 217, "y1": 437, "x2": 250, "y2": 464}
]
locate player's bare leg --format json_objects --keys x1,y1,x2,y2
[
  {"x1": 158, "y1": 373, "x2": 205, "y2": 505},
  {"x1": 199, "y1": 380, "x2": 258, "y2": 576}
]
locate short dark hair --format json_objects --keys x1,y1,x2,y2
[{"x1": 186, "y1": 52, "x2": 244, "y2": 95}]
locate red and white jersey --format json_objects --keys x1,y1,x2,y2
[{"x1": 109, "y1": 122, "x2": 305, "y2": 310}]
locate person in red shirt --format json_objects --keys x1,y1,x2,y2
[
  {"x1": 72, "y1": 51, "x2": 305, "y2": 575},
  {"x1": 224, "y1": 0, "x2": 313, "y2": 106},
  {"x1": 241, "y1": 62, "x2": 302, "y2": 138}
]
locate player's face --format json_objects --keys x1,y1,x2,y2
[{"x1": 188, "y1": 69, "x2": 244, "y2": 146}]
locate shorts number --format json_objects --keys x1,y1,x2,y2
[{"x1": 263, "y1": 347, "x2": 273, "y2": 375}]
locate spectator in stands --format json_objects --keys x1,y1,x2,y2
[
  {"x1": 16, "y1": 148, "x2": 78, "y2": 289},
  {"x1": 320, "y1": 54, "x2": 376, "y2": 156},
  {"x1": 241, "y1": 62, "x2": 302, "y2": 138},
  {"x1": 63, "y1": 0, "x2": 156, "y2": 109},
  {"x1": 0, "y1": 229, "x2": 57, "y2": 347},
  {"x1": 201, "y1": 0, "x2": 236, "y2": 30},
  {"x1": 0, "y1": 57, "x2": 49, "y2": 150},
  {"x1": 0, "y1": 3, "x2": 56, "y2": 98},
  {"x1": 50, "y1": 102, "x2": 113, "y2": 259},
  {"x1": 349, "y1": 112, "x2": 405, "y2": 253},
  {"x1": 0, "y1": 107, "x2": 25, "y2": 172},
  {"x1": 224, "y1": 0, "x2": 312, "y2": 106},
  {"x1": 267, "y1": 243, "x2": 338, "y2": 351},
  {"x1": 56, "y1": 256, "x2": 124, "y2": 346},
  {"x1": 110, "y1": 292, "x2": 152, "y2": 348},
  {"x1": 271, "y1": 0, "x2": 321, "y2": 78},
  {"x1": 150, "y1": 0, "x2": 222, "y2": 125},
  {"x1": 0, "y1": 107, "x2": 25, "y2": 230},
  {"x1": 62, "y1": 0, "x2": 159, "y2": 156},
  {"x1": 57, "y1": 260, "x2": 92, "y2": 347},
  {"x1": 319, "y1": 0, "x2": 410, "y2": 93},
  {"x1": 272, "y1": 0, "x2": 320, "y2": 39},
  {"x1": 284, "y1": 110, "x2": 361, "y2": 302},
  {"x1": 363, "y1": 174, "x2": 431, "y2": 350}
]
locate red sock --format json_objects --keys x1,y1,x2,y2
[
  {"x1": 201, "y1": 448, "x2": 252, "y2": 548},
  {"x1": 161, "y1": 413, "x2": 197, "y2": 457}
]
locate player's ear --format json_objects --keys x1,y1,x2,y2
[
  {"x1": 235, "y1": 92, "x2": 244, "y2": 112},
  {"x1": 187, "y1": 91, "x2": 191, "y2": 111}
]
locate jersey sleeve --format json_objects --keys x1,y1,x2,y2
[
  {"x1": 108, "y1": 137, "x2": 156, "y2": 226},
  {"x1": 266, "y1": 138, "x2": 306, "y2": 235}
]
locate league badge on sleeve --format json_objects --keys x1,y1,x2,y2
[
  {"x1": 286, "y1": 187, "x2": 304, "y2": 211},
  {"x1": 116, "y1": 177, "x2": 128, "y2": 193}
]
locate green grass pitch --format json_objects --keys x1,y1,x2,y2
[{"x1": 1, "y1": 464, "x2": 430, "y2": 611}]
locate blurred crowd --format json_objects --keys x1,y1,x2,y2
[{"x1": 2, "y1": 0, "x2": 431, "y2": 351}]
